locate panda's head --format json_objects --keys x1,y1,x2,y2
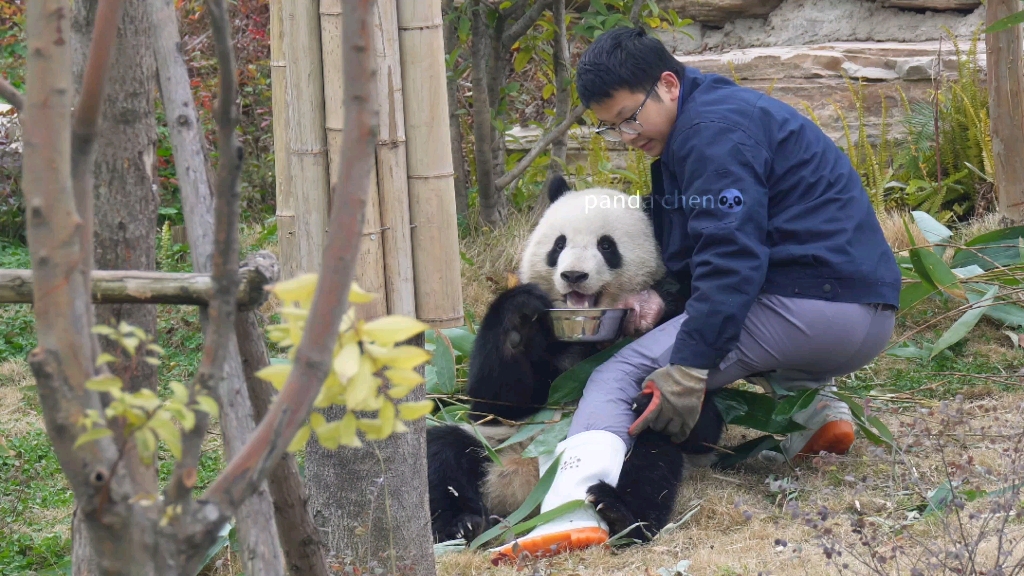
[{"x1": 518, "y1": 175, "x2": 665, "y2": 309}]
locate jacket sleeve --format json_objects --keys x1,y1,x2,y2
[{"x1": 667, "y1": 121, "x2": 772, "y2": 370}]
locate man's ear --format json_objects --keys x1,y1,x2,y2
[{"x1": 660, "y1": 70, "x2": 680, "y2": 101}]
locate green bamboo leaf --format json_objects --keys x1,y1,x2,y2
[
  {"x1": 908, "y1": 244, "x2": 965, "y2": 299},
  {"x1": 521, "y1": 417, "x2": 571, "y2": 458},
  {"x1": 546, "y1": 338, "x2": 633, "y2": 405},
  {"x1": 428, "y1": 329, "x2": 457, "y2": 395},
  {"x1": 494, "y1": 408, "x2": 556, "y2": 450},
  {"x1": 900, "y1": 281, "x2": 937, "y2": 310},
  {"x1": 984, "y1": 9, "x2": 1024, "y2": 33},
  {"x1": 930, "y1": 284, "x2": 998, "y2": 358}
]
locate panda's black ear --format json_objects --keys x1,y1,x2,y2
[{"x1": 545, "y1": 174, "x2": 572, "y2": 204}]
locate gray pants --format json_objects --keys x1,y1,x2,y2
[{"x1": 567, "y1": 293, "x2": 897, "y2": 446}]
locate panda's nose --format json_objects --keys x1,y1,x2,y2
[{"x1": 561, "y1": 271, "x2": 589, "y2": 284}]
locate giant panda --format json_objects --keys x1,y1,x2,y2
[{"x1": 426, "y1": 174, "x2": 726, "y2": 552}]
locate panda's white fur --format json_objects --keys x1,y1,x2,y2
[
  {"x1": 464, "y1": 182, "x2": 667, "y2": 521},
  {"x1": 518, "y1": 186, "x2": 665, "y2": 309}
]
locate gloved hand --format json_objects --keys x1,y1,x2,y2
[
  {"x1": 616, "y1": 289, "x2": 665, "y2": 336},
  {"x1": 627, "y1": 365, "x2": 707, "y2": 443}
]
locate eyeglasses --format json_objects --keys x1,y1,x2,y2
[{"x1": 594, "y1": 82, "x2": 658, "y2": 142}]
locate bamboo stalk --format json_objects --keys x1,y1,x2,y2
[
  {"x1": 373, "y1": 0, "x2": 417, "y2": 318},
  {"x1": 282, "y1": 0, "x2": 330, "y2": 274},
  {"x1": 270, "y1": 0, "x2": 298, "y2": 279},
  {"x1": 320, "y1": 0, "x2": 388, "y2": 321},
  {"x1": 0, "y1": 266, "x2": 278, "y2": 309},
  {"x1": 395, "y1": 0, "x2": 464, "y2": 328}
]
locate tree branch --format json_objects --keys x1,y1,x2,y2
[
  {"x1": 502, "y1": 0, "x2": 552, "y2": 51},
  {"x1": 628, "y1": 0, "x2": 643, "y2": 26},
  {"x1": 183, "y1": 0, "x2": 379, "y2": 556},
  {"x1": 495, "y1": 102, "x2": 586, "y2": 189},
  {"x1": 165, "y1": 0, "x2": 244, "y2": 509},
  {"x1": 0, "y1": 265, "x2": 278, "y2": 309},
  {"x1": 0, "y1": 76, "x2": 23, "y2": 111}
]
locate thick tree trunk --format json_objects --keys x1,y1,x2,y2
[
  {"x1": 442, "y1": 0, "x2": 469, "y2": 217},
  {"x1": 144, "y1": 0, "x2": 287, "y2": 572},
  {"x1": 469, "y1": 0, "x2": 505, "y2": 228},
  {"x1": 547, "y1": 0, "x2": 570, "y2": 185},
  {"x1": 306, "y1": 334, "x2": 435, "y2": 576},
  {"x1": 70, "y1": 0, "x2": 159, "y2": 571},
  {"x1": 987, "y1": 1, "x2": 1024, "y2": 224}
]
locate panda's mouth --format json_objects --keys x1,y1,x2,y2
[{"x1": 564, "y1": 290, "x2": 599, "y2": 308}]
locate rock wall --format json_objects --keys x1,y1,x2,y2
[{"x1": 658, "y1": 0, "x2": 985, "y2": 54}]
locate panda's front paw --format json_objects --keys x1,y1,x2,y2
[
  {"x1": 436, "y1": 513, "x2": 491, "y2": 544},
  {"x1": 585, "y1": 481, "x2": 639, "y2": 539}
]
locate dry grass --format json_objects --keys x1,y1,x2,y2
[
  {"x1": 0, "y1": 358, "x2": 38, "y2": 438},
  {"x1": 436, "y1": 390, "x2": 1024, "y2": 576}
]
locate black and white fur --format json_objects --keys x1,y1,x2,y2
[{"x1": 426, "y1": 175, "x2": 726, "y2": 546}]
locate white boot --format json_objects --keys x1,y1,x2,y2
[
  {"x1": 747, "y1": 375, "x2": 856, "y2": 463},
  {"x1": 489, "y1": 429, "x2": 627, "y2": 565}
]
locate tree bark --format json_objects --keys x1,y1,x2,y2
[
  {"x1": 987, "y1": 0, "x2": 1024, "y2": 224},
  {"x1": 0, "y1": 267, "x2": 277, "y2": 308},
  {"x1": 144, "y1": 0, "x2": 287, "y2": 572},
  {"x1": 306, "y1": 333, "x2": 435, "y2": 576},
  {"x1": 442, "y1": 0, "x2": 469, "y2": 217},
  {"x1": 469, "y1": 0, "x2": 505, "y2": 228},
  {"x1": 547, "y1": 0, "x2": 570, "y2": 184},
  {"x1": 70, "y1": 0, "x2": 159, "y2": 570}
]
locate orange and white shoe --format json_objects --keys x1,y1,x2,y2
[
  {"x1": 489, "y1": 430, "x2": 627, "y2": 566},
  {"x1": 745, "y1": 375, "x2": 856, "y2": 463},
  {"x1": 779, "y1": 384, "x2": 855, "y2": 461}
]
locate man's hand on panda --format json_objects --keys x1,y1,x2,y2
[
  {"x1": 627, "y1": 364, "x2": 707, "y2": 443},
  {"x1": 617, "y1": 289, "x2": 665, "y2": 336}
]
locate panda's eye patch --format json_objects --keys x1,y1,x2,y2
[{"x1": 546, "y1": 234, "x2": 567, "y2": 268}]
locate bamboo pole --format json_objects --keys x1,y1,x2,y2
[
  {"x1": 395, "y1": 0, "x2": 464, "y2": 328},
  {"x1": 270, "y1": 0, "x2": 298, "y2": 279},
  {"x1": 282, "y1": 0, "x2": 330, "y2": 274},
  {"x1": 0, "y1": 266, "x2": 276, "y2": 310},
  {"x1": 320, "y1": 0, "x2": 388, "y2": 321},
  {"x1": 373, "y1": 0, "x2": 417, "y2": 318}
]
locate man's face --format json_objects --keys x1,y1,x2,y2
[{"x1": 588, "y1": 71, "x2": 680, "y2": 158}]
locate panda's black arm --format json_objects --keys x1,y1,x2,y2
[{"x1": 650, "y1": 272, "x2": 690, "y2": 327}]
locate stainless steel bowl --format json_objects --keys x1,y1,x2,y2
[{"x1": 549, "y1": 307, "x2": 628, "y2": 342}]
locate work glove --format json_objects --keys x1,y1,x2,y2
[
  {"x1": 628, "y1": 365, "x2": 707, "y2": 443},
  {"x1": 616, "y1": 289, "x2": 665, "y2": 337}
]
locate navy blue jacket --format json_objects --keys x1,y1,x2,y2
[{"x1": 648, "y1": 65, "x2": 901, "y2": 370}]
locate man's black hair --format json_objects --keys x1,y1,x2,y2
[{"x1": 575, "y1": 26, "x2": 686, "y2": 108}]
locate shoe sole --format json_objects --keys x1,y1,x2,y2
[
  {"x1": 489, "y1": 527, "x2": 608, "y2": 565},
  {"x1": 791, "y1": 420, "x2": 855, "y2": 461}
]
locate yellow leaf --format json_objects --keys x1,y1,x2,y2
[
  {"x1": 345, "y1": 356, "x2": 379, "y2": 411},
  {"x1": 193, "y1": 395, "x2": 219, "y2": 419},
  {"x1": 85, "y1": 374, "x2": 123, "y2": 393},
  {"x1": 315, "y1": 411, "x2": 362, "y2": 449},
  {"x1": 349, "y1": 282, "x2": 377, "y2": 304},
  {"x1": 74, "y1": 426, "x2": 112, "y2": 448},
  {"x1": 392, "y1": 418, "x2": 409, "y2": 434},
  {"x1": 255, "y1": 363, "x2": 291, "y2": 390},
  {"x1": 270, "y1": 273, "x2": 318, "y2": 307},
  {"x1": 386, "y1": 384, "x2": 417, "y2": 400},
  {"x1": 164, "y1": 401, "x2": 196, "y2": 432},
  {"x1": 91, "y1": 324, "x2": 118, "y2": 337},
  {"x1": 359, "y1": 315, "x2": 430, "y2": 346},
  {"x1": 315, "y1": 372, "x2": 346, "y2": 408},
  {"x1": 366, "y1": 345, "x2": 432, "y2": 370},
  {"x1": 333, "y1": 342, "x2": 361, "y2": 382},
  {"x1": 135, "y1": 427, "x2": 158, "y2": 465},
  {"x1": 310, "y1": 411, "x2": 327, "y2": 433},
  {"x1": 95, "y1": 352, "x2": 118, "y2": 367},
  {"x1": 169, "y1": 381, "x2": 189, "y2": 405},
  {"x1": 383, "y1": 368, "x2": 424, "y2": 387},
  {"x1": 397, "y1": 400, "x2": 434, "y2": 421},
  {"x1": 339, "y1": 308, "x2": 357, "y2": 335},
  {"x1": 287, "y1": 424, "x2": 311, "y2": 452},
  {"x1": 147, "y1": 414, "x2": 182, "y2": 460},
  {"x1": 121, "y1": 336, "x2": 141, "y2": 356}
]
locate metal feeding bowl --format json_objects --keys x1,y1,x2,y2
[{"x1": 549, "y1": 307, "x2": 628, "y2": 343}]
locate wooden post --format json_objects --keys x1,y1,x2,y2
[
  {"x1": 986, "y1": 0, "x2": 1024, "y2": 223},
  {"x1": 282, "y1": 0, "x2": 330, "y2": 275},
  {"x1": 270, "y1": 0, "x2": 298, "y2": 279},
  {"x1": 320, "y1": 0, "x2": 389, "y2": 321},
  {"x1": 373, "y1": 0, "x2": 417, "y2": 318},
  {"x1": 396, "y1": 0, "x2": 465, "y2": 329}
]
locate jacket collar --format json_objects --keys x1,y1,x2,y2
[{"x1": 659, "y1": 65, "x2": 704, "y2": 166}]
